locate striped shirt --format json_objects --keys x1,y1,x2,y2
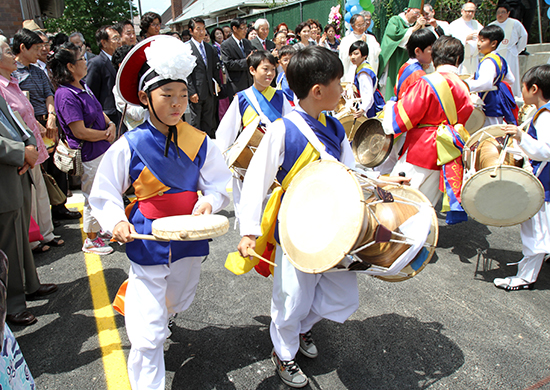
[{"x1": 13, "y1": 61, "x2": 53, "y2": 116}]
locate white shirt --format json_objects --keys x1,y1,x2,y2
[
  {"x1": 466, "y1": 56, "x2": 515, "y2": 93},
  {"x1": 339, "y1": 32, "x2": 381, "y2": 82},
  {"x1": 449, "y1": 18, "x2": 483, "y2": 75}
]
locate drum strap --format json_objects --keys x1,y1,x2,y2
[
  {"x1": 285, "y1": 110, "x2": 337, "y2": 162},
  {"x1": 243, "y1": 86, "x2": 282, "y2": 125}
]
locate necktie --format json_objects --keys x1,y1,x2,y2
[
  {"x1": 199, "y1": 43, "x2": 207, "y2": 66},
  {"x1": 239, "y1": 40, "x2": 245, "y2": 56},
  {"x1": 262, "y1": 40, "x2": 266, "y2": 50}
]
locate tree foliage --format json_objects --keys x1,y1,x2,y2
[{"x1": 44, "y1": 0, "x2": 136, "y2": 53}]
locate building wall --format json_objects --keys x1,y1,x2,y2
[{"x1": 0, "y1": 0, "x2": 24, "y2": 38}]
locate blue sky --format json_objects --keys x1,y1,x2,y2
[{"x1": 133, "y1": 0, "x2": 171, "y2": 17}]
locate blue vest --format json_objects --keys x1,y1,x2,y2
[
  {"x1": 124, "y1": 121, "x2": 209, "y2": 265},
  {"x1": 354, "y1": 61, "x2": 385, "y2": 118},
  {"x1": 527, "y1": 102, "x2": 550, "y2": 201}
]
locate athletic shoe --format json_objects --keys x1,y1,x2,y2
[
  {"x1": 299, "y1": 330, "x2": 318, "y2": 358},
  {"x1": 271, "y1": 350, "x2": 308, "y2": 388},
  {"x1": 494, "y1": 276, "x2": 535, "y2": 291},
  {"x1": 82, "y1": 237, "x2": 113, "y2": 255},
  {"x1": 98, "y1": 230, "x2": 112, "y2": 240}
]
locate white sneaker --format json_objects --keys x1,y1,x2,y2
[
  {"x1": 82, "y1": 237, "x2": 113, "y2": 255},
  {"x1": 98, "y1": 230, "x2": 112, "y2": 240}
]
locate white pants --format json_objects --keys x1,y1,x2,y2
[
  {"x1": 81, "y1": 154, "x2": 104, "y2": 233},
  {"x1": 125, "y1": 257, "x2": 202, "y2": 390},
  {"x1": 30, "y1": 164, "x2": 55, "y2": 246},
  {"x1": 391, "y1": 154, "x2": 442, "y2": 206},
  {"x1": 514, "y1": 202, "x2": 550, "y2": 283},
  {"x1": 270, "y1": 245, "x2": 359, "y2": 361}
]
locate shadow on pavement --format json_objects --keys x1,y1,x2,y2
[{"x1": 169, "y1": 313, "x2": 464, "y2": 389}]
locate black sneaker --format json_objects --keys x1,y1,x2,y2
[{"x1": 271, "y1": 349, "x2": 308, "y2": 388}]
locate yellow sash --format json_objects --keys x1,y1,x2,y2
[{"x1": 225, "y1": 143, "x2": 321, "y2": 275}]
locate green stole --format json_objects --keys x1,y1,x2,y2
[{"x1": 378, "y1": 15, "x2": 411, "y2": 99}]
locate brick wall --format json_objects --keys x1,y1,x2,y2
[{"x1": 0, "y1": 0, "x2": 24, "y2": 38}]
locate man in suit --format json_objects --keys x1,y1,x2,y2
[
  {"x1": 250, "y1": 19, "x2": 275, "y2": 52},
  {"x1": 221, "y1": 18, "x2": 254, "y2": 100},
  {"x1": 86, "y1": 26, "x2": 122, "y2": 124},
  {"x1": 0, "y1": 94, "x2": 58, "y2": 326},
  {"x1": 69, "y1": 32, "x2": 96, "y2": 65},
  {"x1": 187, "y1": 17, "x2": 221, "y2": 138}
]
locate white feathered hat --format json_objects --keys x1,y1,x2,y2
[{"x1": 116, "y1": 35, "x2": 196, "y2": 105}]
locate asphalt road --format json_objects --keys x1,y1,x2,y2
[{"x1": 10, "y1": 194, "x2": 550, "y2": 390}]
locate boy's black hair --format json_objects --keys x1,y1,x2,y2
[
  {"x1": 431, "y1": 35, "x2": 464, "y2": 68},
  {"x1": 349, "y1": 40, "x2": 369, "y2": 57},
  {"x1": 247, "y1": 50, "x2": 277, "y2": 69},
  {"x1": 12, "y1": 28, "x2": 42, "y2": 55},
  {"x1": 287, "y1": 46, "x2": 343, "y2": 100},
  {"x1": 278, "y1": 45, "x2": 296, "y2": 58},
  {"x1": 230, "y1": 18, "x2": 246, "y2": 31},
  {"x1": 478, "y1": 25, "x2": 505, "y2": 47},
  {"x1": 496, "y1": 3, "x2": 511, "y2": 13},
  {"x1": 406, "y1": 28, "x2": 437, "y2": 58},
  {"x1": 522, "y1": 65, "x2": 550, "y2": 100},
  {"x1": 188, "y1": 17, "x2": 205, "y2": 31},
  {"x1": 112, "y1": 44, "x2": 134, "y2": 71}
]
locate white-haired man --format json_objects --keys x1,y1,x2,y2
[
  {"x1": 449, "y1": 2, "x2": 483, "y2": 75},
  {"x1": 339, "y1": 12, "x2": 381, "y2": 82},
  {"x1": 250, "y1": 18, "x2": 275, "y2": 52}
]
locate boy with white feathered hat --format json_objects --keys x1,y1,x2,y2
[{"x1": 88, "y1": 36, "x2": 232, "y2": 389}]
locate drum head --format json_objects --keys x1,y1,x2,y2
[
  {"x1": 462, "y1": 165, "x2": 545, "y2": 227},
  {"x1": 375, "y1": 185, "x2": 439, "y2": 282},
  {"x1": 465, "y1": 108, "x2": 486, "y2": 134},
  {"x1": 151, "y1": 214, "x2": 229, "y2": 241},
  {"x1": 465, "y1": 125, "x2": 508, "y2": 150},
  {"x1": 279, "y1": 160, "x2": 366, "y2": 274},
  {"x1": 336, "y1": 113, "x2": 366, "y2": 141},
  {"x1": 226, "y1": 116, "x2": 261, "y2": 168},
  {"x1": 352, "y1": 118, "x2": 393, "y2": 167}
]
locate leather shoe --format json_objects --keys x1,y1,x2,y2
[
  {"x1": 26, "y1": 283, "x2": 58, "y2": 300},
  {"x1": 6, "y1": 311, "x2": 37, "y2": 326},
  {"x1": 52, "y1": 209, "x2": 82, "y2": 220}
]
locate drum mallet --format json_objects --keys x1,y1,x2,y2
[
  {"x1": 247, "y1": 248, "x2": 277, "y2": 267},
  {"x1": 490, "y1": 134, "x2": 510, "y2": 178}
]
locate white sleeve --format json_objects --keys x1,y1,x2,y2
[
  {"x1": 504, "y1": 65, "x2": 515, "y2": 85},
  {"x1": 398, "y1": 28, "x2": 414, "y2": 49},
  {"x1": 340, "y1": 137, "x2": 356, "y2": 168},
  {"x1": 466, "y1": 60, "x2": 496, "y2": 92},
  {"x1": 238, "y1": 120, "x2": 286, "y2": 237},
  {"x1": 382, "y1": 100, "x2": 397, "y2": 135},
  {"x1": 215, "y1": 97, "x2": 242, "y2": 153},
  {"x1": 89, "y1": 137, "x2": 132, "y2": 233},
  {"x1": 357, "y1": 72, "x2": 375, "y2": 112},
  {"x1": 193, "y1": 137, "x2": 232, "y2": 214},
  {"x1": 519, "y1": 111, "x2": 550, "y2": 162},
  {"x1": 516, "y1": 21, "x2": 528, "y2": 54}
]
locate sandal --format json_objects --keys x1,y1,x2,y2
[
  {"x1": 45, "y1": 237, "x2": 65, "y2": 247},
  {"x1": 32, "y1": 242, "x2": 50, "y2": 254},
  {"x1": 494, "y1": 277, "x2": 535, "y2": 291}
]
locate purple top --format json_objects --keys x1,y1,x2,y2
[{"x1": 54, "y1": 81, "x2": 110, "y2": 162}]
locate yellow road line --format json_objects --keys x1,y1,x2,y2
[{"x1": 69, "y1": 203, "x2": 131, "y2": 389}]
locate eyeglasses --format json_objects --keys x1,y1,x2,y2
[
  {"x1": 151, "y1": 22, "x2": 161, "y2": 28},
  {"x1": 110, "y1": 36, "x2": 121, "y2": 42},
  {"x1": 238, "y1": 25, "x2": 247, "y2": 30}
]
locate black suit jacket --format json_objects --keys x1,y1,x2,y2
[
  {"x1": 250, "y1": 37, "x2": 275, "y2": 52},
  {"x1": 188, "y1": 41, "x2": 220, "y2": 101},
  {"x1": 221, "y1": 37, "x2": 253, "y2": 97},
  {"x1": 86, "y1": 51, "x2": 117, "y2": 116}
]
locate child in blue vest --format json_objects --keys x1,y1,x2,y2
[
  {"x1": 216, "y1": 50, "x2": 293, "y2": 223},
  {"x1": 234, "y1": 46, "x2": 407, "y2": 388},
  {"x1": 89, "y1": 36, "x2": 231, "y2": 389},
  {"x1": 494, "y1": 65, "x2": 550, "y2": 291},
  {"x1": 349, "y1": 40, "x2": 385, "y2": 119},
  {"x1": 467, "y1": 25, "x2": 517, "y2": 127},
  {"x1": 276, "y1": 45, "x2": 296, "y2": 105}
]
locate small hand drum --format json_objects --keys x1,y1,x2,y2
[
  {"x1": 225, "y1": 116, "x2": 264, "y2": 181},
  {"x1": 131, "y1": 214, "x2": 229, "y2": 241},
  {"x1": 334, "y1": 111, "x2": 366, "y2": 141}
]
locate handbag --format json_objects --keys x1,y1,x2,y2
[
  {"x1": 42, "y1": 170, "x2": 67, "y2": 206},
  {"x1": 53, "y1": 139, "x2": 84, "y2": 176}
]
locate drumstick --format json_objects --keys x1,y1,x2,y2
[
  {"x1": 247, "y1": 248, "x2": 277, "y2": 267},
  {"x1": 129, "y1": 233, "x2": 169, "y2": 241},
  {"x1": 490, "y1": 121, "x2": 530, "y2": 178}
]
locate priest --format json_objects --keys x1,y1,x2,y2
[
  {"x1": 449, "y1": 2, "x2": 483, "y2": 75},
  {"x1": 378, "y1": 0, "x2": 425, "y2": 99}
]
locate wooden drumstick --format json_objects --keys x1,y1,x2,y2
[
  {"x1": 129, "y1": 233, "x2": 169, "y2": 241},
  {"x1": 247, "y1": 248, "x2": 277, "y2": 267}
]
